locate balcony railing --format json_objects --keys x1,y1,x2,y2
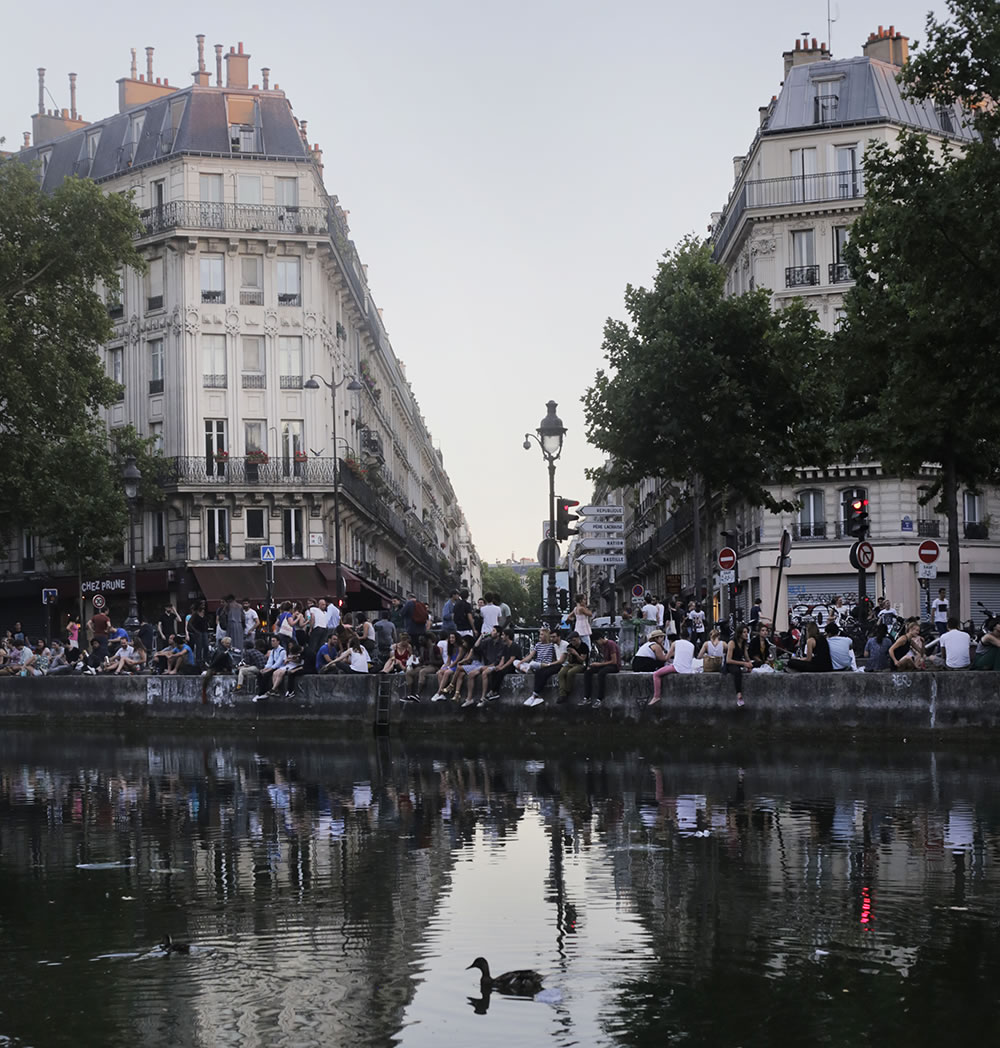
[
  {"x1": 146, "y1": 295, "x2": 163, "y2": 311},
  {"x1": 241, "y1": 373, "x2": 266, "y2": 389},
  {"x1": 201, "y1": 289, "x2": 225, "y2": 304},
  {"x1": 108, "y1": 302, "x2": 124, "y2": 319},
  {"x1": 240, "y1": 289, "x2": 264, "y2": 306},
  {"x1": 158, "y1": 455, "x2": 341, "y2": 486},
  {"x1": 828, "y1": 262, "x2": 851, "y2": 283},
  {"x1": 203, "y1": 374, "x2": 228, "y2": 389},
  {"x1": 278, "y1": 292, "x2": 301, "y2": 307},
  {"x1": 792, "y1": 521, "x2": 827, "y2": 540},
  {"x1": 918, "y1": 519, "x2": 940, "y2": 537},
  {"x1": 139, "y1": 201, "x2": 330, "y2": 238},
  {"x1": 148, "y1": 378, "x2": 164, "y2": 394},
  {"x1": 786, "y1": 265, "x2": 820, "y2": 288},
  {"x1": 279, "y1": 374, "x2": 303, "y2": 390},
  {"x1": 965, "y1": 522, "x2": 990, "y2": 539}
]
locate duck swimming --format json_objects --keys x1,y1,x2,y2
[
  {"x1": 159, "y1": 935, "x2": 191, "y2": 955},
  {"x1": 467, "y1": 957, "x2": 544, "y2": 996}
]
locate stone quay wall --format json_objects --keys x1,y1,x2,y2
[{"x1": 0, "y1": 670, "x2": 998, "y2": 736}]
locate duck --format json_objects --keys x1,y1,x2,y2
[
  {"x1": 467, "y1": 956, "x2": 544, "y2": 996},
  {"x1": 159, "y1": 934, "x2": 191, "y2": 955}
]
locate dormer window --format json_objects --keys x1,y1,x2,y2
[
  {"x1": 814, "y1": 79, "x2": 840, "y2": 123},
  {"x1": 229, "y1": 124, "x2": 259, "y2": 153}
]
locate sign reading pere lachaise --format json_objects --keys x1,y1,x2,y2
[{"x1": 81, "y1": 577, "x2": 128, "y2": 595}]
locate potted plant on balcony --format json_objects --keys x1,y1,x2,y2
[
  {"x1": 293, "y1": 450, "x2": 309, "y2": 464},
  {"x1": 246, "y1": 449, "x2": 269, "y2": 465},
  {"x1": 214, "y1": 450, "x2": 229, "y2": 464}
]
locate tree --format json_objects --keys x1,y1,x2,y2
[
  {"x1": 836, "y1": 1, "x2": 1000, "y2": 618},
  {"x1": 0, "y1": 159, "x2": 145, "y2": 562},
  {"x1": 481, "y1": 564, "x2": 534, "y2": 626},
  {"x1": 584, "y1": 237, "x2": 834, "y2": 613}
]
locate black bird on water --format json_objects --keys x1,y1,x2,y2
[
  {"x1": 159, "y1": 935, "x2": 191, "y2": 955},
  {"x1": 466, "y1": 957, "x2": 543, "y2": 996}
]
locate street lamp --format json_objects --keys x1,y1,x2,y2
[
  {"x1": 524, "y1": 400, "x2": 566, "y2": 629},
  {"x1": 122, "y1": 455, "x2": 142, "y2": 637},
  {"x1": 305, "y1": 371, "x2": 362, "y2": 603}
]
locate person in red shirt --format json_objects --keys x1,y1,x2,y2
[{"x1": 88, "y1": 610, "x2": 111, "y2": 657}]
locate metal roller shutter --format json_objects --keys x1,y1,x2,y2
[
  {"x1": 969, "y1": 575, "x2": 1000, "y2": 621},
  {"x1": 787, "y1": 573, "x2": 876, "y2": 605}
]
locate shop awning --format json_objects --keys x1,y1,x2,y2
[
  {"x1": 273, "y1": 564, "x2": 327, "y2": 601},
  {"x1": 317, "y1": 562, "x2": 361, "y2": 594},
  {"x1": 191, "y1": 565, "x2": 268, "y2": 604},
  {"x1": 317, "y1": 563, "x2": 392, "y2": 611}
]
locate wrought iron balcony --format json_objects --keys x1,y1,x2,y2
[
  {"x1": 745, "y1": 170, "x2": 865, "y2": 208},
  {"x1": 965, "y1": 522, "x2": 990, "y2": 539},
  {"x1": 203, "y1": 373, "x2": 228, "y2": 389},
  {"x1": 201, "y1": 289, "x2": 225, "y2": 304},
  {"x1": 279, "y1": 374, "x2": 303, "y2": 390},
  {"x1": 791, "y1": 521, "x2": 827, "y2": 540},
  {"x1": 829, "y1": 262, "x2": 851, "y2": 283},
  {"x1": 240, "y1": 289, "x2": 264, "y2": 306},
  {"x1": 918, "y1": 519, "x2": 940, "y2": 537},
  {"x1": 241, "y1": 373, "x2": 266, "y2": 389},
  {"x1": 148, "y1": 378, "x2": 164, "y2": 394},
  {"x1": 278, "y1": 292, "x2": 301, "y2": 307},
  {"x1": 158, "y1": 455, "x2": 339, "y2": 487},
  {"x1": 786, "y1": 266, "x2": 820, "y2": 288},
  {"x1": 139, "y1": 200, "x2": 330, "y2": 238}
]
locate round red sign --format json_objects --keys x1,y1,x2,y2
[
  {"x1": 918, "y1": 540, "x2": 940, "y2": 565},
  {"x1": 718, "y1": 547, "x2": 737, "y2": 570}
]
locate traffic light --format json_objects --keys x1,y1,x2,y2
[
  {"x1": 846, "y1": 498, "x2": 870, "y2": 539},
  {"x1": 556, "y1": 497, "x2": 580, "y2": 540},
  {"x1": 558, "y1": 588, "x2": 569, "y2": 612}
]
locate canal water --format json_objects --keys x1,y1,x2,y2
[{"x1": 1, "y1": 731, "x2": 999, "y2": 1046}]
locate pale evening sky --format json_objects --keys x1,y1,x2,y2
[{"x1": 1, "y1": 0, "x2": 940, "y2": 565}]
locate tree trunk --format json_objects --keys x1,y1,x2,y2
[
  {"x1": 691, "y1": 476, "x2": 702, "y2": 610},
  {"x1": 943, "y1": 453, "x2": 961, "y2": 622},
  {"x1": 703, "y1": 482, "x2": 715, "y2": 629}
]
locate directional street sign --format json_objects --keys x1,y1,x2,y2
[
  {"x1": 580, "y1": 505, "x2": 624, "y2": 517},
  {"x1": 917, "y1": 563, "x2": 938, "y2": 579},
  {"x1": 578, "y1": 537, "x2": 625, "y2": 550},
  {"x1": 577, "y1": 553, "x2": 627, "y2": 566},
  {"x1": 718, "y1": 546, "x2": 737, "y2": 570},
  {"x1": 260, "y1": 545, "x2": 276, "y2": 562},
  {"x1": 918, "y1": 539, "x2": 940, "y2": 564},
  {"x1": 579, "y1": 520, "x2": 625, "y2": 534}
]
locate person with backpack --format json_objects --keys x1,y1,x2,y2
[{"x1": 402, "y1": 593, "x2": 429, "y2": 639}]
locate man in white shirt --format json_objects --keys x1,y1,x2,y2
[
  {"x1": 325, "y1": 598, "x2": 342, "y2": 631},
  {"x1": 825, "y1": 623, "x2": 857, "y2": 671},
  {"x1": 931, "y1": 588, "x2": 950, "y2": 636},
  {"x1": 243, "y1": 600, "x2": 260, "y2": 646},
  {"x1": 935, "y1": 617, "x2": 971, "y2": 669},
  {"x1": 654, "y1": 598, "x2": 665, "y2": 628},
  {"x1": 641, "y1": 596, "x2": 658, "y2": 624},
  {"x1": 479, "y1": 594, "x2": 502, "y2": 635}
]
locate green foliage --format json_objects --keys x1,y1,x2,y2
[
  {"x1": 584, "y1": 237, "x2": 835, "y2": 512},
  {"x1": 481, "y1": 564, "x2": 535, "y2": 626},
  {"x1": 0, "y1": 160, "x2": 145, "y2": 567}
]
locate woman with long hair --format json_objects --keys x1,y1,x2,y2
[
  {"x1": 725, "y1": 623, "x2": 754, "y2": 707},
  {"x1": 787, "y1": 622, "x2": 833, "y2": 673}
]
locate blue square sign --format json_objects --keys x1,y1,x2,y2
[{"x1": 260, "y1": 545, "x2": 276, "y2": 562}]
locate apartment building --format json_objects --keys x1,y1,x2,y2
[
  {"x1": 587, "y1": 29, "x2": 1000, "y2": 626},
  {"x1": 7, "y1": 37, "x2": 480, "y2": 628}
]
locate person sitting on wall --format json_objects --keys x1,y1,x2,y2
[
  {"x1": 267, "y1": 642, "x2": 304, "y2": 696},
  {"x1": 825, "y1": 622, "x2": 858, "y2": 671},
  {"x1": 748, "y1": 624, "x2": 773, "y2": 668},
  {"x1": 331, "y1": 636, "x2": 372, "y2": 675},
  {"x1": 163, "y1": 634, "x2": 197, "y2": 675},
  {"x1": 236, "y1": 639, "x2": 268, "y2": 693},
  {"x1": 972, "y1": 622, "x2": 1000, "y2": 671}
]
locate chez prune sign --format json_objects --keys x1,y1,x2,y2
[{"x1": 80, "y1": 577, "x2": 128, "y2": 595}]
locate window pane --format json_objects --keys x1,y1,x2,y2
[
  {"x1": 241, "y1": 257, "x2": 261, "y2": 287},
  {"x1": 242, "y1": 335, "x2": 264, "y2": 372},
  {"x1": 279, "y1": 336, "x2": 302, "y2": 375},
  {"x1": 200, "y1": 174, "x2": 223, "y2": 202},
  {"x1": 237, "y1": 175, "x2": 261, "y2": 204},
  {"x1": 149, "y1": 339, "x2": 164, "y2": 381},
  {"x1": 245, "y1": 420, "x2": 266, "y2": 452},
  {"x1": 275, "y1": 177, "x2": 298, "y2": 207},
  {"x1": 246, "y1": 508, "x2": 266, "y2": 539},
  {"x1": 277, "y1": 258, "x2": 300, "y2": 295}
]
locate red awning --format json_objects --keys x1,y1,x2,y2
[{"x1": 317, "y1": 562, "x2": 361, "y2": 594}]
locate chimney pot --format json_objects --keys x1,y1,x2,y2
[
  {"x1": 139, "y1": 74, "x2": 144, "y2": 82},
  {"x1": 23, "y1": 131, "x2": 31, "y2": 147},
  {"x1": 238, "y1": 42, "x2": 244, "y2": 54},
  {"x1": 812, "y1": 37, "x2": 818, "y2": 49},
  {"x1": 889, "y1": 25, "x2": 895, "y2": 36},
  {"x1": 795, "y1": 39, "x2": 801, "y2": 50},
  {"x1": 61, "y1": 108, "x2": 69, "y2": 119},
  {"x1": 146, "y1": 46, "x2": 154, "y2": 81},
  {"x1": 37, "y1": 67, "x2": 45, "y2": 115},
  {"x1": 215, "y1": 44, "x2": 223, "y2": 86},
  {"x1": 197, "y1": 34, "x2": 206, "y2": 72},
  {"x1": 130, "y1": 48, "x2": 137, "y2": 79},
  {"x1": 878, "y1": 25, "x2": 884, "y2": 37},
  {"x1": 69, "y1": 72, "x2": 77, "y2": 120},
  {"x1": 230, "y1": 46, "x2": 235, "y2": 54},
  {"x1": 262, "y1": 67, "x2": 270, "y2": 89}
]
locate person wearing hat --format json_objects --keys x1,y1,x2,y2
[{"x1": 632, "y1": 630, "x2": 668, "y2": 671}]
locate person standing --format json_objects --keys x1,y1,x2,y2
[
  {"x1": 88, "y1": 607, "x2": 112, "y2": 659},
  {"x1": 571, "y1": 596, "x2": 593, "y2": 649},
  {"x1": 453, "y1": 589, "x2": 475, "y2": 638},
  {"x1": 931, "y1": 588, "x2": 950, "y2": 637},
  {"x1": 243, "y1": 599, "x2": 261, "y2": 648},
  {"x1": 479, "y1": 594, "x2": 502, "y2": 635},
  {"x1": 187, "y1": 601, "x2": 209, "y2": 668},
  {"x1": 725, "y1": 624, "x2": 753, "y2": 707},
  {"x1": 441, "y1": 590, "x2": 459, "y2": 633}
]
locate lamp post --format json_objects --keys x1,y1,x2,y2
[
  {"x1": 305, "y1": 371, "x2": 362, "y2": 604},
  {"x1": 122, "y1": 455, "x2": 142, "y2": 638},
  {"x1": 524, "y1": 400, "x2": 566, "y2": 629}
]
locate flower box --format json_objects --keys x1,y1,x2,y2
[
  {"x1": 293, "y1": 451, "x2": 309, "y2": 463},
  {"x1": 246, "y1": 451, "x2": 269, "y2": 465},
  {"x1": 214, "y1": 451, "x2": 229, "y2": 463}
]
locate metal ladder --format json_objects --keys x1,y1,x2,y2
[{"x1": 374, "y1": 673, "x2": 395, "y2": 734}]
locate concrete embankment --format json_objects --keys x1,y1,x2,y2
[{"x1": 1, "y1": 670, "x2": 999, "y2": 737}]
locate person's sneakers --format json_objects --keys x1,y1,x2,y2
[
  {"x1": 476, "y1": 699, "x2": 488, "y2": 708},
  {"x1": 430, "y1": 693, "x2": 446, "y2": 702},
  {"x1": 485, "y1": 690, "x2": 500, "y2": 700},
  {"x1": 591, "y1": 698, "x2": 602, "y2": 709},
  {"x1": 737, "y1": 696, "x2": 745, "y2": 707},
  {"x1": 461, "y1": 698, "x2": 476, "y2": 708},
  {"x1": 523, "y1": 694, "x2": 541, "y2": 707}
]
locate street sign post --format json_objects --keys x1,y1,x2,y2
[
  {"x1": 578, "y1": 537, "x2": 625, "y2": 550},
  {"x1": 537, "y1": 538, "x2": 560, "y2": 569},
  {"x1": 578, "y1": 520, "x2": 625, "y2": 534},
  {"x1": 577, "y1": 554, "x2": 627, "y2": 566},
  {"x1": 917, "y1": 563, "x2": 938, "y2": 579},
  {"x1": 918, "y1": 539, "x2": 940, "y2": 564},
  {"x1": 580, "y1": 505, "x2": 624, "y2": 517},
  {"x1": 718, "y1": 547, "x2": 737, "y2": 570},
  {"x1": 41, "y1": 588, "x2": 58, "y2": 605},
  {"x1": 719, "y1": 569, "x2": 736, "y2": 584}
]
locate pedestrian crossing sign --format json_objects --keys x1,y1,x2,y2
[{"x1": 260, "y1": 545, "x2": 276, "y2": 562}]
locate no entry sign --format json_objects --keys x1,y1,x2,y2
[
  {"x1": 918, "y1": 539, "x2": 940, "y2": 564},
  {"x1": 718, "y1": 547, "x2": 737, "y2": 570}
]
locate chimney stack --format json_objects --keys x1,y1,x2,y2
[
  {"x1": 782, "y1": 36, "x2": 831, "y2": 77},
  {"x1": 862, "y1": 26, "x2": 909, "y2": 67},
  {"x1": 224, "y1": 42, "x2": 251, "y2": 88},
  {"x1": 36, "y1": 68, "x2": 45, "y2": 115},
  {"x1": 215, "y1": 44, "x2": 223, "y2": 86},
  {"x1": 146, "y1": 46, "x2": 154, "y2": 82},
  {"x1": 69, "y1": 73, "x2": 77, "y2": 120},
  {"x1": 262, "y1": 67, "x2": 270, "y2": 90},
  {"x1": 23, "y1": 131, "x2": 31, "y2": 148}
]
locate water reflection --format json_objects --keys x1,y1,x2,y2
[{"x1": 0, "y1": 734, "x2": 999, "y2": 1046}]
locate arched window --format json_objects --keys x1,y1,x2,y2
[{"x1": 796, "y1": 490, "x2": 825, "y2": 539}]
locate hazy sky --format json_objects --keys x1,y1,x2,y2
[{"x1": 2, "y1": 0, "x2": 942, "y2": 564}]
